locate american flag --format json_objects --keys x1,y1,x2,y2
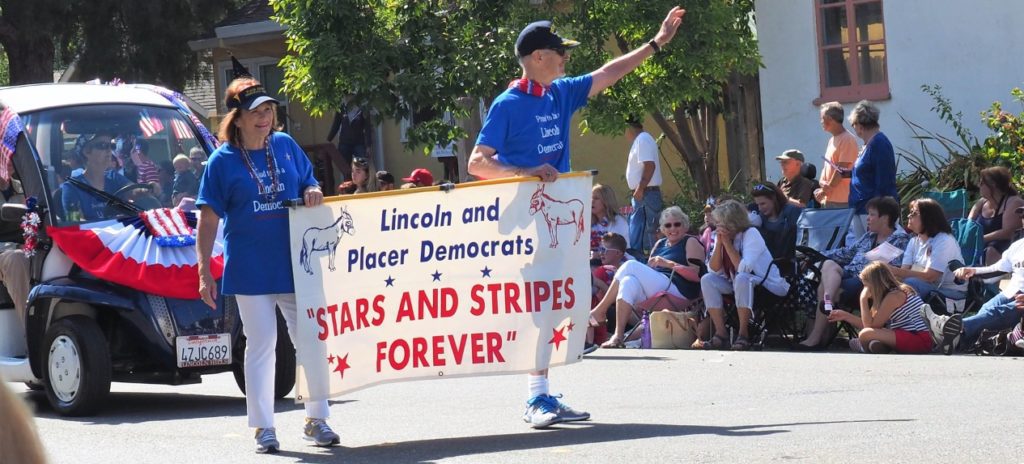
[
  {"x1": 0, "y1": 107, "x2": 24, "y2": 182},
  {"x1": 138, "y1": 110, "x2": 165, "y2": 137},
  {"x1": 170, "y1": 117, "x2": 192, "y2": 140}
]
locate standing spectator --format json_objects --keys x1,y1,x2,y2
[
  {"x1": 624, "y1": 116, "x2": 663, "y2": 253},
  {"x1": 189, "y1": 146, "x2": 208, "y2": 178},
  {"x1": 827, "y1": 261, "x2": 933, "y2": 354},
  {"x1": 890, "y1": 198, "x2": 966, "y2": 303},
  {"x1": 376, "y1": 170, "x2": 396, "y2": 191},
  {"x1": 848, "y1": 100, "x2": 898, "y2": 240},
  {"x1": 133, "y1": 139, "x2": 160, "y2": 185},
  {"x1": 327, "y1": 100, "x2": 373, "y2": 181},
  {"x1": 171, "y1": 154, "x2": 199, "y2": 206},
  {"x1": 814, "y1": 101, "x2": 858, "y2": 208},
  {"x1": 195, "y1": 74, "x2": 336, "y2": 454},
  {"x1": 968, "y1": 166, "x2": 1024, "y2": 265},
  {"x1": 590, "y1": 184, "x2": 629, "y2": 259},
  {"x1": 775, "y1": 149, "x2": 814, "y2": 207},
  {"x1": 402, "y1": 168, "x2": 434, "y2": 188},
  {"x1": 699, "y1": 200, "x2": 790, "y2": 350},
  {"x1": 467, "y1": 8, "x2": 686, "y2": 428}
]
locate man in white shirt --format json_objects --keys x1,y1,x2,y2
[
  {"x1": 928, "y1": 233, "x2": 1024, "y2": 355},
  {"x1": 625, "y1": 117, "x2": 662, "y2": 254}
]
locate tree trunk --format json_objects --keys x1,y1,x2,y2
[
  {"x1": 723, "y1": 71, "x2": 764, "y2": 189},
  {"x1": 0, "y1": 1, "x2": 59, "y2": 85}
]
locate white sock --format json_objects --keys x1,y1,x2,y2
[{"x1": 528, "y1": 375, "x2": 549, "y2": 398}]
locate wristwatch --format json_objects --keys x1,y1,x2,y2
[{"x1": 648, "y1": 39, "x2": 662, "y2": 54}]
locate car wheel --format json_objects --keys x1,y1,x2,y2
[
  {"x1": 42, "y1": 316, "x2": 111, "y2": 416},
  {"x1": 232, "y1": 312, "x2": 296, "y2": 400}
]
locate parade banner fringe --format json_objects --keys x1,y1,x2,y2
[{"x1": 290, "y1": 173, "x2": 592, "y2": 401}]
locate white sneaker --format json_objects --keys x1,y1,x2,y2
[
  {"x1": 939, "y1": 313, "x2": 963, "y2": 355},
  {"x1": 921, "y1": 304, "x2": 945, "y2": 344},
  {"x1": 849, "y1": 338, "x2": 865, "y2": 353},
  {"x1": 522, "y1": 395, "x2": 562, "y2": 428}
]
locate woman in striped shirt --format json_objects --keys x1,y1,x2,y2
[{"x1": 826, "y1": 261, "x2": 933, "y2": 354}]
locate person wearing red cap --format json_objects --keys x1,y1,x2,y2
[
  {"x1": 467, "y1": 7, "x2": 687, "y2": 429},
  {"x1": 402, "y1": 168, "x2": 434, "y2": 187}
]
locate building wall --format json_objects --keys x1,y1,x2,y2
[{"x1": 755, "y1": 0, "x2": 1024, "y2": 181}]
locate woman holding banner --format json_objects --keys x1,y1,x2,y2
[{"x1": 195, "y1": 66, "x2": 334, "y2": 454}]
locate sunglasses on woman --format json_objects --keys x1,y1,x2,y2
[{"x1": 662, "y1": 222, "x2": 683, "y2": 229}]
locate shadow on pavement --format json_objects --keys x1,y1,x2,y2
[
  {"x1": 272, "y1": 419, "x2": 915, "y2": 464},
  {"x1": 22, "y1": 391, "x2": 353, "y2": 425}
]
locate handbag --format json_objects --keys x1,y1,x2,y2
[{"x1": 648, "y1": 310, "x2": 698, "y2": 349}]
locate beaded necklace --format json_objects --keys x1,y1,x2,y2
[{"x1": 239, "y1": 135, "x2": 280, "y2": 203}]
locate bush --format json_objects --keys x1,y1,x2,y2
[{"x1": 980, "y1": 87, "x2": 1024, "y2": 191}]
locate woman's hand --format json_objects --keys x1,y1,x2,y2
[
  {"x1": 648, "y1": 255, "x2": 669, "y2": 269},
  {"x1": 304, "y1": 186, "x2": 324, "y2": 207},
  {"x1": 954, "y1": 267, "x2": 976, "y2": 281},
  {"x1": 827, "y1": 309, "x2": 852, "y2": 324},
  {"x1": 199, "y1": 270, "x2": 218, "y2": 310}
]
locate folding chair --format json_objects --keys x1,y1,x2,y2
[
  {"x1": 924, "y1": 189, "x2": 969, "y2": 220},
  {"x1": 950, "y1": 218, "x2": 984, "y2": 266},
  {"x1": 624, "y1": 260, "x2": 704, "y2": 342},
  {"x1": 796, "y1": 207, "x2": 855, "y2": 251}
]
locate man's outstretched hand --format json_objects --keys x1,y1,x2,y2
[{"x1": 654, "y1": 6, "x2": 687, "y2": 47}]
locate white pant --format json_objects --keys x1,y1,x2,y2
[
  {"x1": 613, "y1": 260, "x2": 682, "y2": 306},
  {"x1": 237, "y1": 293, "x2": 329, "y2": 428}
]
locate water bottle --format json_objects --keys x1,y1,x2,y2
[
  {"x1": 640, "y1": 311, "x2": 652, "y2": 349},
  {"x1": 823, "y1": 293, "x2": 833, "y2": 315}
]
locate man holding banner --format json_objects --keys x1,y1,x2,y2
[{"x1": 468, "y1": 6, "x2": 687, "y2": 428}]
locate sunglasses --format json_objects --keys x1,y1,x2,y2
[
  {"x1": 662, "y1": 222, "x2": 683, "y2": 229},
  {"x1": 88, "y1": 141, "x2": 115, "y2": 151},
  {"x1": 549, "y1": 48, "x2": 568, "y2": 57},
  {"x1": 753, "y1": 184, "x2": 771, "y2": 192},
  {"x1": 353, "y1": 157, "x2": 369, "y2": 166},
  {"x1": 601, "y1": 248, "x2": 623, "y2": 254}
]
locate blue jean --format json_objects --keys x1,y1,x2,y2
[
  {"x1": 962, "y1": 293, "x2": 1024, "y2": 348},
  {"x1": 904, "y1": 277, "x2": 966, "y2": 303},
  {"x1": 629, "y1": 189, "x2": 662, "y2": 254}
]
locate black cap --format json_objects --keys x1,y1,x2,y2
[
  {"x1": 226, "y1": 84, "x2": 279, "y2": 111},
  {"x1": 515, "y1": 21, "x2": 580, "y2": 57}
]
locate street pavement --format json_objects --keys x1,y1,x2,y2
[{"x1": 8, "y1": 347, "x2": 1024, "y2": 463}]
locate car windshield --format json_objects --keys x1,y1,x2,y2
[{"x1": 20, "y1": 104, "x2": 206, "y2": 223}]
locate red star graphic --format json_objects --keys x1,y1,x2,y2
[
  {"x1": 548, "y1": 327, "x2": 567, "y2": 350},
  {"x1": 327, "y1": 354, "x2": 336, "y2": 365},
  {"x1": 333, "y1": 354, "x2": 351, "y2": 380},
  {"x1": 567, "y1": 321, "x2": 576, "y2": 332}
]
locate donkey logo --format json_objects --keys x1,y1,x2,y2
[
  {"x1": 299, "y1": 207, "x2": 356, "y2": 275},
  {"x1": 529, "y1": 184, "x2": 585, "y2": 248}
]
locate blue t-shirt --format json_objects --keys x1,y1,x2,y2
[
  {"x1": 475, "y1": 75, "x2": 594, "y2": 173},
  {"x1": 849, "y1": 131, "x2": 898, "y2": 214},
  {"x1": 196, "y1": 132, "x2": 319, "y2": 295},
  {"x1": 61, "y1": 171, "x2": 132, "y2": 221}
]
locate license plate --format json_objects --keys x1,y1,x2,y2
[{"x1": 176, "y1": 334, "x2": 232, "y2": 368}]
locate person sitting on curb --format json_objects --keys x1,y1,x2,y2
[
  {"x1": 926, "y1": 233, "x2": 1024, "y2": 355},
  {"x1": 827, "y1": 261, "x2": 933, "y2": 354}
]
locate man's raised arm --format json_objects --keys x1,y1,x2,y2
[{"x1": 588, "y1": 6, "x2": 686, "y2": 98}]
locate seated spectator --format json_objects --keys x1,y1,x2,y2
[
  {"x1": 590, "y1": 184, "x2": 629, "y2": 261},
  {"x1": 928, "y1": 233, "x2": 1024, "y2": 355},
  {"x1": 589, "y1": 232, "x2": 631, "y2": 345},
  {"x1": 61, "y1": 132, "x2": 133, "y2": 221},
  {"x1": 376, "y1": 170, "x2": 396, "y2": 191},
  {"x1": 889, "y1": 198, "x2": 966, "y2": 302},
  {"x1": 589, "y1": 206, "x2": 705, "y2": 348},
  {"x1": 751, "y1": 182, "x2": 801, "y2": 262},
  {"x1": 402, "y1": 168, "x2": 434, "y2": 188},
  {"x1": 798, "y1": 196, "x2": 910, "y2": 350},
  {"x1": 699, "y1": 200, "x2": 716, "y2": 257},
  {"x1": 171, "y1": 154, "x2": 199, "y2": 206},
  {"x1": 827, "y1": 262, "x2": 933, "y2": 354},
  {"x1": 133, "y1": 139, "x2": 160, "y2": 185},
  {"x1": 698, "y1": 200, "x2": 790, "y2": 351},
  {"x1": 775, "y1": 149, "x2": 815, "y2": 207},
  {"x1": 968, "y1": 166, "x2": 1024, "y2": 265}
]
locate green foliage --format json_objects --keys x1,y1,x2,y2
[
  {"x1": 980, "y1": 87, "x2": 1024, "y2": 191},
  {"x1": 273, "y1": 0, "x2": 759, "y2": 155}
]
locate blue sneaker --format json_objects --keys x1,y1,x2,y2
[
  {"x1": 522, "y1": 395, "x2": 561, "y2": 428},
  {"x1": 549, "y1": 394, "x2": 590, "y2": 422},
  {"x1": 254, "y1": 428, "x2": 279, "y2": 454}
]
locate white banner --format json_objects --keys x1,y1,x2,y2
[{"x1": 289, "y1": 173, "x2": 592, "y2": 401}]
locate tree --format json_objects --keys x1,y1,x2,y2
[
  {"x1": 275, "y1": 0, "x2": 759, "y2": 197},
  {"x1": 0, "y1": 0, "x2": 237, "y2": 89}
]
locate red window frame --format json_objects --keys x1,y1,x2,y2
[{"x1": 814, "y1": 0, "x2": 890, "y2": 104}]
